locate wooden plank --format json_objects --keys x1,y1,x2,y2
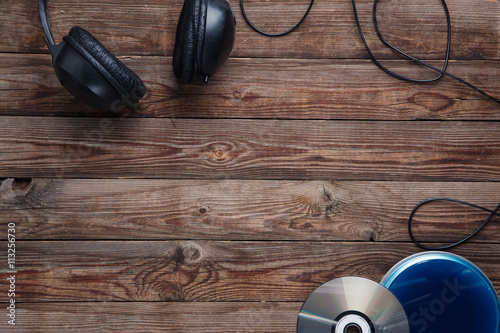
[
  {"x1": 2, "y1": 0, "x2": 498, "y2": 330},
  {"x1": 1, "y1": 178, "x2": 499, "y2": 243},
  {"x1": 12, "y1": 302, "x2": 301, "y2": 332},
  {"x1": 1, "y1": 55, "x2": 499, "y2": 119},
  {"x1": 2, "y1": 0, "x2": 499, "y2": 60},
  {"x1": 0, "y1": 117, "x2": 499, "y2": 181},
  {"x1": 0, "y1": 241, "x2": 498, "y2": 302}
]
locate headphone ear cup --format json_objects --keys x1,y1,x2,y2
[
  {"x1": 64, "y1": 26, "x2": 146, "y2": 104},
  {"x1": 173, "y1": 0, "x2": 207, "y2": 83}
]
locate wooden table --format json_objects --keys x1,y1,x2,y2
[{"x1": 1, "y1": 0, "x2": 499, "y2": 331}]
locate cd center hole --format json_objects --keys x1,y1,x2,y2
[{"x1": 345, "y1": 324, "x2": 361, "y2": 333}]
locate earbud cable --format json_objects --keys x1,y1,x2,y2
[{"x1": 408, "y1": 198, "x2": 500, "y2": 250}]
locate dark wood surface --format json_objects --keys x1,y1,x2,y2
[{"x1": 1, "y1": 0, "x2": 499, "y2": 331}]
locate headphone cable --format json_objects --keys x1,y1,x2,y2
[
  {"x1": 240, "y1": 0, "x2": 315, "y2": 36},
  {"x1": 408, "y1": 198, "x2": 500, "y2": 250},
  {"x1": 241, "y1": 0, "x2": 500, "y2": 105},
  {"x1": 352, "y1": 0, "x2": 500, "y2": 105}
]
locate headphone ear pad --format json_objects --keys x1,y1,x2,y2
[
  {"x1": 173, "y1": 0, "x2": 207, "y2": 83},
  {"x1": 64, "y1": 26, "x2": 146, "y2": 104}
]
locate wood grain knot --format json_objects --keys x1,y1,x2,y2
[
  {"x1": 294, "y1": 183, "x2": 343, "y2": 217},
  {"x1": 289, "y1": 220, "x2": 314, "y2": 230},
  {"x1": 12, "y1": 178, "x2": 32, "y2": 191},
  {"x1": 213, "y1": 148, "x2": 225, "y2": 159},
  {"x1": 408, "y1": 92, "x2": 454, "y2": 112},
  {"x1": 174, "y1": 242, "x2": 204, "y2": 266},
  {"x1": 232, "y1": 89, "x2": 259, "y2": 101},
  {"x1": 209, "y1": 143, "x2": 234, "y2": 162},
  {"x1": 0, "y1": 178, "x2": 34, "y2": 201}
]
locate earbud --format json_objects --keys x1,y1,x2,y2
[
  {"x1": 173, "y1": 0, "x2": 236, "y2": 83},
  {"x1": 38, "y1": 0, "x2": 146, "y2": 111}
]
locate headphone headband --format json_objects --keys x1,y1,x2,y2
[
  {"x1": 38, "y1": 0, "x2": 55, "y2": 46},
  {"x1": 37, "y1": 0, "x2": 146, "y2": 111}
]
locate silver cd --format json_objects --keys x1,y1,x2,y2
[{"x1": 297, "y1": 276, "x2": 409, "y2": 333}]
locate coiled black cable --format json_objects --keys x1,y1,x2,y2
[
  {"x1": 241, "y1": 0, "x2": 500, "y2": 104},
  {"x1": 408, "y1": 198, "x2": 500, "y2": 250},
  {"x1": 352, "y1": 0, "x2": 500, "y2": 104}
]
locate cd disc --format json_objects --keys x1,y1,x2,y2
[
  {"x1": 381, "y1": 252, "x2": 500, "y2": 333},
  {"x1": 297, "y1": 276, "x2": 410, "y2": 332}
]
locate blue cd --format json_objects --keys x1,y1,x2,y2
[{"x1": 381, "y1": 252, "x2": 500, "y2": 333}]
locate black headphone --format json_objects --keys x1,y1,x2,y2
[
  {"x1": 173, "y1": 0, "x2": 236, "y2": 83},
  {"x1": 38, "y1": 0, "x2": 146, "y2": 111},
  {"x1": 39, "y1": 0, "x2": 235, "y2": 111}
]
